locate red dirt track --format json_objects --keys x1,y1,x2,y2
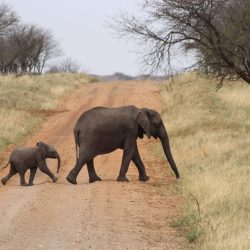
[{"x1": 0, "y1": 81, "x2": 184, "y2": 249}]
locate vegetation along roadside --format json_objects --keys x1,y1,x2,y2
[
  {"x1": 155, "y1": 72, "x2": 250, "y2": 250},
  {"x1": 0, "y1": 73, "x2": 96, "y2": 161}
]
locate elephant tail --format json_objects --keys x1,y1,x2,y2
[
  {"x1": 1, "y1": 160, "x2": 10, "y2": 169},
  {"x1": 74, "y1": 127, "x2": 80, "y2": 161}
]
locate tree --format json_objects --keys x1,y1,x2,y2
[
  {"x1": 0, "y1": 4, "x2": 18, "y2": 35},
  {"x1": 0, "y1": 4, "x2": 60, "y2": 75},
  {"x1": 0, "y1": 4, "x2": 19, "y2": 74},
  {"x1": 0, "y1": 23, "x2": 60, "y2": 75},
  {"x1": 35, "y1": 30, "x2": 62, "y2": 74},
  {"x1": 10, "y1": 24, "x2": 60, "y2": 74},
  {"x1": 0, "y1": 36, "x2": 18, "y2": 74},
  {"x1": 47, "y1": 58, "x2": 81, "y2": 73},
  {"x1": 113, "y1": 0, "x2": 250, "y2": 86}
]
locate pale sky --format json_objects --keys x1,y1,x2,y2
[{"x1": 8, "y1": 0, "x2": 194, "y2": 76}]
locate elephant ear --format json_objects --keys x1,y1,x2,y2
[
  {"x1": 136, "y1": 110, "x2": 151, "y2": 139},
  {"x1": 36, "y1": 141, "x2": 47, "y2": 158}
]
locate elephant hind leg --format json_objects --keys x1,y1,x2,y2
[
  {"x1": 1, "y1": 163, "x2": 17, "y2": 185},
  {"x1": 87, "y1": 159, "x2": 101, "y2": 183},
  {"x1": 66, "y1": 156, "x2": 87, "y2": 185}
]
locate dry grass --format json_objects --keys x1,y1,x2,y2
[
  {"x1": 159, "y1": 72, "x2": 250, "y2": 249},
  {"x1": 0, "y1": 73, "x2": 96, "y2": 152}
]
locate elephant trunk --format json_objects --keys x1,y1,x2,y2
[
  {"x1": 55, "y1": 152, "x2": 61, "y2": 173},
  {"x1": 158, "y1": 125, "x2": 180, "y2": 178}
]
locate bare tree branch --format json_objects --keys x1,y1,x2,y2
[{"x1": 111, "y1": 0, "x2": 250, "y2": 85}]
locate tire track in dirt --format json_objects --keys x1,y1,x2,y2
[{"x1": 0, "y1": 81, "x2": 185, "y2": 250}]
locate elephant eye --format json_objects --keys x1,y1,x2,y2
[{"x1": 152, "y1": 118, "x2": 161, "y2": 127}]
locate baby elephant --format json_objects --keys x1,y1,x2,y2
[{"x1": 1, "y1": 141, "x2": 61, "y2": 186}]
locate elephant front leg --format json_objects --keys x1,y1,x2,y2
[
  {"x1": 132, "y1": 145, "x2": 149, "y2": 182},
  {"x1": 38, "y1": 162, "x2": 57, "y2": 183},
  {"x1": 87, "y1": 159, "x2": 102, "y2": 183},
  {"x1": 29, "y1": 167, "x2": 37, "y2": 186},
  {"x1": 18, "y1": 168, "x2": 29, "y2": 186},
  {"x1": 117, "y1": 140, "x2": 135, "y2": 182}
]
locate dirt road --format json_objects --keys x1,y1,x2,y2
[{"x1": 0, "y1": 81, "x2": 184, "y2": 250}]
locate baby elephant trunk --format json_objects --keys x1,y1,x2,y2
[
  {"x1": 49, "y1": 150, "x2": 61, "y2": 173},
  {"x1": 55, "y1": 152, "x2": 61, "y2": 173}
]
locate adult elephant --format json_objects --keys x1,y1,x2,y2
[
  {"x1": 1, "y1": 141, "x2": 61, "y2": 186},
  {"x1": 66, "y1": 106, "x2": 180, "y2": 184}
]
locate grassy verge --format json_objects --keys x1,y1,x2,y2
[
  {"x1": 159, "y1": 72, "x2": 250, "y2": 249},
  {"x1": 0, "y1": 73, "x2": 96, "y2": 153}
]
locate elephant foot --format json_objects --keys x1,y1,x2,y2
[
  {"x1": 52, "y1": 176, "x2": 58, "y2": 183},
  {"x1": 117, "y1": 176, "x2": 129, "y2": 182},
  {"x1": 21, "y1": 182, "x2": 29, "y2": 186},
  {"x1": 66, "y1": 175, "x2": 77, "y2": 185},
  {"x1": 89, "y1": 176, "x2": 102, "y2": 183},
  {"x1": 1, "y1": 178, "x2": 7, "y2": 186},
  {"x1": 28, "y1": 182, "x2": 34, "y2": 186},
  {"x1": 139, "y1": 175, "x2": 150, "y2": 182}
]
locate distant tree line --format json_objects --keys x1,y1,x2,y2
[
  {"x1": 47, "y1": 58, "x2": 81, "y2": 74},
  {"x1": 0, "y1": 3, "x2": 60, "y2": 75},
  {"x1": 114, "y1": 0, "x2": 250, "y2": 86}
]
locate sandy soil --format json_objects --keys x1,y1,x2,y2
[{"x1": 0, "y1": 81, "x2": 185, "y2": 250}]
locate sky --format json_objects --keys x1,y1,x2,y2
[{"x1": 8, "y1": 0, "x2": 194, "y2": 76}]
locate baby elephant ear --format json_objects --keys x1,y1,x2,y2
[
  {"x1": 36, "y1": 141, "x2": 46, "y2": 158},
  {"x1": 136, "y1": 110, "x2": 151, "y2": 139},
  {"x1": 36, "y1": 141, "x2": 46, "y2": 147}
]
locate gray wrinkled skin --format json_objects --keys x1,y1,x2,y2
[
  {"x1": 66, "y1": 105, "x2": 180, "y2": 184},
  {"x1": 2, "y1": 141, "x2": 61, "y2": 186}
]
